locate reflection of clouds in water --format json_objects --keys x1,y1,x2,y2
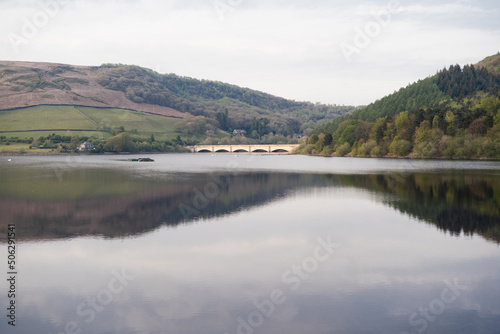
[
  {"x1": 2, "y1": 156, "x2": 500, "y2": 333},
  {"x1": 11, "y1": 274, "x2": 500, "y2": 334},
  {"x1": 188, "y1": 236, "x2": 308, "y2": 256},
  {"x1": 7, "y1": 187, "x2": 500, "y2": 333},
  {"x1": 15, "y1": 187, "x2": 500, "y2": 286}
]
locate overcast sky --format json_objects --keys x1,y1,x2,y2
[{"x1": 1, "y1": 0, "x2": 499, "y2": 106}]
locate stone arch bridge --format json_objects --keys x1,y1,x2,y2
[{"x1": 188, "y1": 144, "x2": 299, "y2": 154}]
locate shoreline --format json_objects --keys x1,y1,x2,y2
[
  {"x1": 0, "y1": 151, "x2": 187, "y2": 157},
  {"x1": 291, "y1": 152, "x2": 500, "y2": 161},
  {"x1": 1, "y1": 151, "x2": 499, "y2": 161}
]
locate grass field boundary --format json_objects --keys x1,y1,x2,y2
[
  {"x1": 0, "y1": 129, "x2": 102, "y2": 133},
  {"x1": 0, "y1": 104, "x2": 183, "y2": 119},
  {"x1": 73, "y1": 106, "x2": 98, "y2": 126}
]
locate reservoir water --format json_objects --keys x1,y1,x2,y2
[{"x1": 1, "y1": 154, "x2": 499, "y2": 334}]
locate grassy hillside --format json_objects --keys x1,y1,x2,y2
[
  {"x1": 0, "y1": 105, "x2": 95, "y2": 131},
  {"x1": 0, "y1": 105, "x2": 203, "y2": 153},
  {"x1": 0, "y1": 61, "x2": 355, "y2": 142},
  {"x1": 0, "y1": 105, "x2": 181, "y2": 139}
]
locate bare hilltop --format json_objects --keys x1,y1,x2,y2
[{"x1": 0, "y1": 61, "x2": 183, "y2": 118}]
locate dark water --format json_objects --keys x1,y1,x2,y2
[{"x1": 0, "y1": 154, "x2": 499, "y2": 334}]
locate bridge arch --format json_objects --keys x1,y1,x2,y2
[{"x1": 190, "y1": 144, "x2": 299, "y2": 154}]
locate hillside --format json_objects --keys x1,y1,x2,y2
[
  {"x1": 0, "y1": 61, "x2": 183, "y2": 118},
  {"x1": 93, "y1": 64, "x2": 355, "y2": 136},
  {"x1": 477, "y1": 52, "x2": 500, "y2": 75},
  {"x1": 328, "y1": 54, "x2": 500, "y2": 124},
  {"x1": 0, "y1": 61, "x2": 354, "y2": 140},
  {"x1": 301, "y1": 53, "x2": 500, "y2": 159}
]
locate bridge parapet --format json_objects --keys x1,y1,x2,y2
[{"x1": 188, "y1": 144, "x2": 299, "y2": 154}]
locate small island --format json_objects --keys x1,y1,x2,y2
[{"x1": 128, "y1": 158, "x2": 154, "y2": 162}]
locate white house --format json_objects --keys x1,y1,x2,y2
[{"x1": 78, "y1": 141, "x2": 94, "y2": 152}]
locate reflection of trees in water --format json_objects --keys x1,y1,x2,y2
[
  {"x1": 436, "y1": 209, "x2": 499, "y2": 236},
  {"x1": 1, "y1": 169, "x2": 499, "y2": 243},
  {"x1": 0, "y1": 172, "x2": 322, "y2": 241},
  {"x1": 98, "y1": 173, "x2": 311, "y2": 237},
  {"x1": 346, "y1": 172, "x2": 500, "y2": 243}
]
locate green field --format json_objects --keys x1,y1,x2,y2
[
  {"x1": 1, "y1": 130, "x2": 111, "y2": 139},
  {"x1": 0, "y1": 105, "x2": 181, "y2": 140},
  {"x1": 0, "y1": 105, "x2": 95, "y2": 131},
  {"x1": 0, "y1": 143, "x2": 54, "y2": 153},
  {"x1": 75, "y1": 106, "x2": 180, "y2": 139}
]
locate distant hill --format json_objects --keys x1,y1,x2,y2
[
  {"x1": 346, "y1": 76, "x2": 449, "y2": 123},
  {"x1": 303, "y1": 53, "x2": 500, "y2": 159},
  {"x1": 0, "y1": 61, "x2": 183, "y2": 118},
  {"x1": 329, "y1": 53, "x2": 500, "y2": 124},
  {"x1": 93, "y1": 64, "x2": 355, "y2": 136},
  {"x1": 0, "y1": 61, "x2": 355, "y2": 139}
]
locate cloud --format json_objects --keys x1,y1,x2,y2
[
  {"x1": 399, "y1": 3, "x2": 487, "y2": 14},
  {"x1": 0, "y1": 0, "x2": 499, "y2": 105}
]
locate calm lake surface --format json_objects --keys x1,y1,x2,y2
[{"x1": 1, "y1": 154, "x2": 499, "y2": 334}]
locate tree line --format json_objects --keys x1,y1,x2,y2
[
  {"x1": 5, "y1": 132, "x2": 190, "y2": 153},
  {"x1": 436, "y1": 64, "x2": 498, "y2": 99},
  {"x1": 301, "y1": 61, "x2": 500, "y2": 159},
  {"x1": 298, "y1": 93, "x2": 500, "y2": 159},
  {"x1": 324, "y1": 63, "x2": 499, "y2": 126}
]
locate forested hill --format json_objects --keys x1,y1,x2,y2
[
  {"x1": 330, "y1": 55, "x2": 500, "y2": 124},
  {"x1": 301, "y1": 53, "x2": 500, "y2": 159},
  {"x1": 0, "y1": 61, "x2": 354, "y2": 138},
  {"x1": 96, "y1": 64, "x2": 355, "y2": 136}
]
